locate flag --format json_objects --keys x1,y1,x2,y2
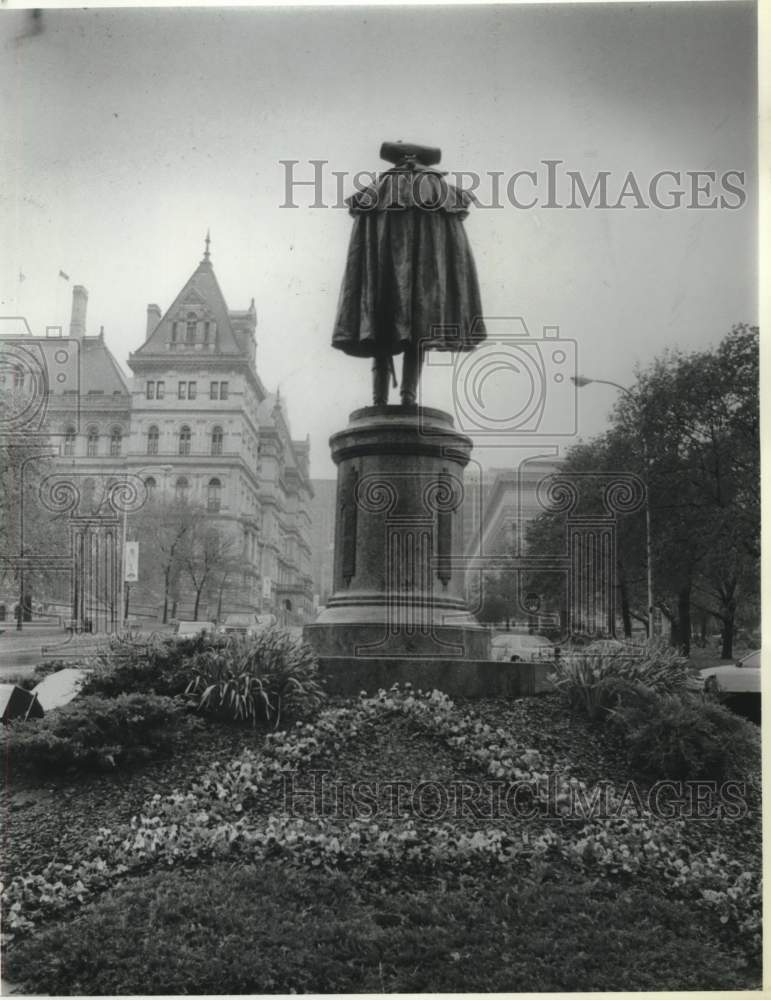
[{"x1": 58, "y1": 270, "x2": 70, "y2": 281}]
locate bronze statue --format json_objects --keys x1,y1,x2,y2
[{"x1": 332, "y1": 141, "x2": 486, "y2": 406}]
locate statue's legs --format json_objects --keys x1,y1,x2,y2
[
  {"x1": 400, "y1": 343, "x2": 423, "y2": 406},
  {"x1": 372, "y1": 355, "x2": 391, "y2": 405}
]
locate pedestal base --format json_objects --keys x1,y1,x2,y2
[{"x1": 304, "y1": 405, "x2": 489, "y2": 661}]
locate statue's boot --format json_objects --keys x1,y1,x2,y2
[
  {"x1": 400, "y1": 345, "x2": 422, "y2": 406},
  {"x1": 372, "y1": 356, "x2": 391, "y2": 406}
]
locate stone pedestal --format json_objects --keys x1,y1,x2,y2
[{"x1": 304, "y1": 405, "x2": 489, "y2": 659}]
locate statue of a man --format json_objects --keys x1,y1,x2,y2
[{"x1": 332, "y1": 142, "x2": 486, "y2": 406}]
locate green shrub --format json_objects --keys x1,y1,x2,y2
[
  {"x1": 4, "y1": 693, "x2": 192, "y2": 774},
  {"x1": 611, "y1": 690, "x2": 760, "y2": 783},
  {"x1": 80, "y1": 633, "x2": 212, "y2": 698},
  {"x1": 186, "y1": 627, "x2": 324, "y2": 727}
]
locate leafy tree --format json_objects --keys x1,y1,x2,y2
[{"x1": 183, "y1": 522, "x2": 237, "y2": 620}]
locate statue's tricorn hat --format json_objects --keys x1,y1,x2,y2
[{"x1": 379, "y1": 141, "x2": 441, "y2": 167}]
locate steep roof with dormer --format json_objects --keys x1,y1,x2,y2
[{"x1": 131, "y1": 242, "x2": 245, "y2": 359}]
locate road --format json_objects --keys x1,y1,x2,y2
[{"x1": 0, "y1": 625, "x2": 103, "y2": 679}]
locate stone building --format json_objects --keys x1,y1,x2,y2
[{"x1": 10, "y1": 241, "x2": 314, "y2": 626}]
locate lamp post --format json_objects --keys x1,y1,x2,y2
[
  {"x1": 119, "y1": 464, "x2": 173, "y2": 633},
  {"x1": 571, "y1": 375, "x2": 655, "y2": 637}
]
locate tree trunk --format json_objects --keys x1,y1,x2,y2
[
  {"x1": 721, "y1": 616, "x2": 735, "y2": 660},
  {"x1": 617, "y1": 573, "x2": 632, "y2": 639},
  {"x1": 678, "y1": 585, "x2": 691, "y2": 656},
  {"x1": 162, "y1": 566, "x2": 171, "y2": 624},
  {"x1": 193, "y1": 588, "x2": 202, "y2": 620}
]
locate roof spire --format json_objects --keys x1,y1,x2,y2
[{"x1": 203, "y1": 229, "x2": 211, "y2": 262}]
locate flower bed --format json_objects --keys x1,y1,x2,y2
[{"x1": 2, "y1": 686, "x2": 761, "y2": 964}]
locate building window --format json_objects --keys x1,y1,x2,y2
[
  {"x1": 86, "y1": 427, "x2": 98, "y2": 457},
  {"x1": 179, "y1": 425, "x2": 191, "y2": 456},
  {"x1": 186, "y1": 314, "x2": 197, "y2": 343},
  {"x1": 203, "y1": 321, "x2": 210, "y2": 343},
  {"x1": 178, "y1": 381, "x2": 187, "y2": 400},
  {"x1": 171, "y1": 322, "x2": 178, "y2": 343},
  {"x1": 63, "y1": 427, "x2": 76, "y2": 457},
  {"x1": 147, "y1": 425, "x2": 159, "y2": 455},
  {"x1": 211, "y1": 426, "x2": 223, "y2": 456},
  {"x1": 175, "y1": 476, "x2": 189, "y2": 502},
  {"x1": 146, "y1": 381, "x2": 155, "y2": 400},
  {"x1": 210, "y1": 382, "x2": 219, "y2": 400},
  {"x1": 144, "y1": 476, "x2": 157, "y2": 499},
  {"x1": 188, "y1": 381, "x2": 197, "y2": 400},
  {"x1": 207, "y1": 478, "x2": 221, "y2": 512},
  {"x1": 220, "y1": 381, "x2": 229, "y2": 400},
  {"x1": 110, "y1": 427, "x2": 122, "y2": 457},
  {"x1": 156, "y1": 381, "x2": 165, "y2": 399}
]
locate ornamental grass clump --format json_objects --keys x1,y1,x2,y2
[
  {"x1": 550, "y1": 639, "x2": 691, "y2": 722},
  {"x1": 185, "y1": 627, "x2": 324, "y2": 728}
]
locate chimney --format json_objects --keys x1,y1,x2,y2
[
  {"x1": 69, "y1": 285, "x2": 88, "y2": 339},
  {"x1": 146, "y1": 304, "x2": 162, "y2": 337}
]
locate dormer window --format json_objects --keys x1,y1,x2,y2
[{"x1": 186, "y1": 313, "x2": 197, "y2": 343}]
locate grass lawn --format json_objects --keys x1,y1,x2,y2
[{"x1": 2, "y1": 690, "x2": 762, "y2": 994}]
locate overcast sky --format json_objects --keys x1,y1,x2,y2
[{"x1": 0, "y1": 2, "x2": 757, "y2": 477}]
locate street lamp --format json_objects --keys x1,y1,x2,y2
[
  {"x1": 571, "y1": 375, "x2": 655, "y2": 637},
  {"x1": 119, "y1": 464, "x2": 173, "y2": 632}
]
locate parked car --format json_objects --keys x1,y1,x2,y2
[
  {"x1": 491, "y1": 633, "x2": 555, "y2": 663},
  {"x1": 218, "y1": 613, "x2": 277, "y2": 637},
  {"x1": 698, "y1": 649, "x2": 761, "y2": 723},
  {"x1": 175, "y1": 621, "x2": 216, "y2": 638},
  {"x1": 699, "y1": 649, "x2": 760, "y2": 694}
]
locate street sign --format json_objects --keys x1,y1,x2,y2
[{"x1": 124, "y1": 541, "x2": 139, "y2": 582}]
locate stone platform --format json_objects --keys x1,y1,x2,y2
[
  {"x1": 304, "y1": 404, "x2": 489, "y2": 660},
  {"x1": 317, "y1": 656, "x2": 554, "y2": 699}
]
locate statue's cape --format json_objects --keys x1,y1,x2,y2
[
  {"x1": 346, "y1": 166, "x2": 473, "y2": 217},
  {"x1": 332, "y1": 166, "x2": 486, "y2": 359}
]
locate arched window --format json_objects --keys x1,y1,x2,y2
[
  {"x1": 211, "y1": 425, "x2": 223, "y2": 456},
  {"x1": 175, "y1": 476, "x2": 189, "y2": 502},
  {"x1": 144, "y1": 476, "x2": 157, "y2": 499},
  {"x1": 147, "y1": 425, "x2": 159, "y2": 456},
  {"x1": 110, "y1": 427, "x2": 122, "y2": 457},
  {"x1": 179, "y1": 425, "x2": 191, "y2": 456},
  {"x1": 63, "y1": 427, "x2": 76, "y2": 457},
  {"x1": 207, "y1": 477, "x2": 221, "y2": 512},
  {"x1": 86, "y1": 427, "x2": 99, "y2": 457},
  {"x1": 186, "y1": 313, "x2": 197, "y2": 343}
]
